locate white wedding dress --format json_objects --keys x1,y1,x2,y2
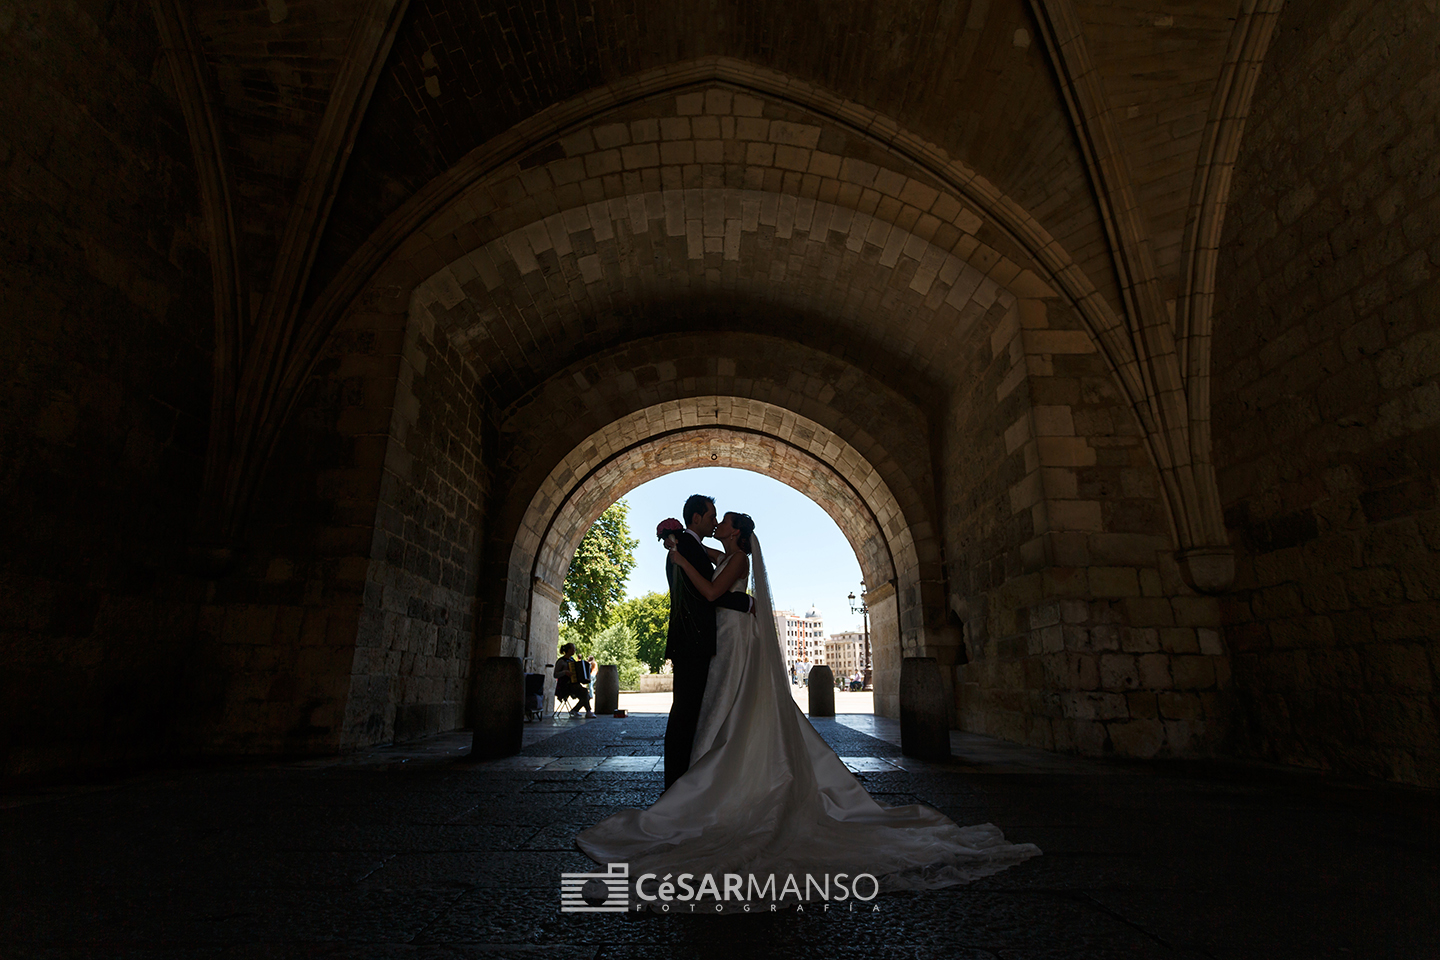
[{"x1": 575, "y1": 537, "x2": 1040, "y2": 896}]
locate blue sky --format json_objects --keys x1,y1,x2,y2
[{"x1": 613, "y1": 467, "x2": 867, "y2": 635}]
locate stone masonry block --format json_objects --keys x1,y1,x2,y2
[
  {"x1": 1089, "y1": 624, "x2": 1121, "y2": 651},
  {"x1": 1108, "y1": 719, "x2": 1165, "y2": 758},
  {"x1": 1069, "y1": 653, "x2": 1100, "y2": 690},
  {"x1": 1126, "y1": 691, "x2": 1159, "y2": 718},
  {"x1": 1089, "y1": 567, "x2": 1142, "y2": 597},
  {"x1": 1089, "y1": 533, "x2": 1165, "y2": 566},
  {"x1": 1171, "y1": 656, "x2": 1217, "y2": 690},
  {"x1": 1122, "y1": 626, "x2": 1161, "y2": 652},
  {"x1": 1049, "y1": 531, "x2": 1091, "y2": 566},
  {"x1": 1048, "y1": 500, "x2": 1103, "y2": 531},
  {"x1": 1099, "y1": 653, "x2": 1139, "y2": 690},
  {"x1": 1070, "y1": 719, "x2": 1108, "y2": 756},
  {"x1": 1032, "y1": 405, "x2": 1075, "y2": 436},
  {"x1": 1163, "y1": 720, "x2": 1203, "y2": 755},
  {"x1": 1137, "y1": 653, "x2": 1172, "y2": 688},
  {"x1": 1037, "y1": 436, "x2": 1097, "y2": 467},
  {"x1": 1160, "y1": 628, "x2": 1201, "y2": 654},
  {"x1": 1171, "y1": 596, "x2": 1223, "y2": 627},
  {"x1": 1158, "y1": 691, "x2": 1204, "y2": 721},
  {"x1": 1121, "y1": 597, "x2": 1176, "y2": 627},
  {"x1": 1023, "y1": 329, "x2": 1096, "y2": 354},
  {"x1": 1065, "y1": 692, "x2": 1128, "y2": 720}
]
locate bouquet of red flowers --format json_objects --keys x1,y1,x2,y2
[{"x1": 655, "y1": 517, "x2": 683, "y2": 541}]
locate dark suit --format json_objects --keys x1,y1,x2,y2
[{"x1": 663, "y1": 532, "x2": 751, "y2": 788}]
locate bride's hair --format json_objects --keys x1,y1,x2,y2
[{"x1": 725, "y1": 512, "x2": 756, "y2": 554}]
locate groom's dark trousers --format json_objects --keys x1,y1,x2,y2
[{"x1": 663, "y1": 532, "x2": 751, "y2": 789}]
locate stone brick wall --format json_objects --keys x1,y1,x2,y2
[
  {"x1": 0, "y1": 2, "x2": 215, "y2": 779},
  {"x1": 459, "y1": 331, "x2": 944, "y2": 687},
  {"x1": 944, "y1": 299, "x2": 1039, "y2": 736},
  {"x1": 346, "y1": 306, "x2": 485, "y2": 747},
  {"x1": 1212, "y1": 0, "x2": 1440, "y2": 785},
  {"x1": 398, "y1": 82, "x2": 1047, "y2": 416},
  {"x1": 948, "y1": 298, "x2": 1229, "y2": 758},
  {"x1": 321, "y1": 5, "x2": 1107, "y2": 318},
  {"x1": 196, "y1": 306, "x2": 395, "y2": 757},
  {"x1": 190, "y1": 271, "x2": 487, "y2": 756},
  {"x1": 379, "y1": 79, "x2": 1080, "y2": 683}
]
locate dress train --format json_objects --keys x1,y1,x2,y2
[{"x1": 575, "y1": 537, "x2": 1040, "y2": 896}]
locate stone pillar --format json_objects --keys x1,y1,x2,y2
[
  {"x1": 867, "y1": 583, "x2": 900, "y2": 718},
  {"x1": 470, "y1": 656, "x2": 522, "y2": 759},
  {"x1": 808, "y1": 665, "x2": 835, "y2": 716},
  {"x1": 526, "y1": 578, "x2": 564, "y2": 716},
  {"x1": 594, "y1": 664, "x2": 619, "y2": 714},
  {"x1": 900, "y1": 657, "x2": 950, "y2": 760}
]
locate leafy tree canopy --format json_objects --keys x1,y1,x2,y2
[
  {"x1": 558, "y1": 621, "x2": 587, "y2": 659},
  {"x1": 561, "y1": 500, "x2": 639, "y2": 640},
  {"x1": 591, "y1": 620, "x2": 646, "y2": 690},
  {"x1": 611, "y1": 592, "x2": 670, "y2": 674}
]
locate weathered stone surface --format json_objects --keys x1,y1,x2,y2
[
  {"x1": 0, "y1": 0, "x2": 214, "y2": 779},
  {"x1": 1213, "y1": 0, "x2": 1440, "y2": 786},
  {"x1": 348, "y1": 309, "x2": 484, "y2": 748}
]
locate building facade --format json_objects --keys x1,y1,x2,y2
[
  {"x1": 825, "y1": 631, "x2": 867, "y2": 680},
  {"x1": 774, "y1": 608, "x2": 825, "y2": 680}
]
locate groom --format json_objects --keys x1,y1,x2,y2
[{"x1": 663, "y1": 494, "x2": 753, "y2": 789}]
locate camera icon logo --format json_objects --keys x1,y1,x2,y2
[{"x1": 560, "y1": 862, "x2": 629, "y2": 912}]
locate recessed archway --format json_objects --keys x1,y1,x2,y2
[
  {"x1": 321, "y1": 60, "x2": 1208, "y2": 760},
  {"x1": 506, "y1": 398, "x2": 918, "y2": 719}
]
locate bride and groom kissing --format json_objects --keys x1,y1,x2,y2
[
  {"x1": 574, "y1": 493, "x2": 1041, "y2": 902},
  {"x1": 658, "y1": 494, "x2": 757, "y2": 790}
]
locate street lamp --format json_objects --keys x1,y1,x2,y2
[{"x1": 847, "y1": 586, "x2": 871, "y2": 691}]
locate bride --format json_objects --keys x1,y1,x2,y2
[{"x1": 575, "y1": 511, "x2": 1040, "y2": 905}]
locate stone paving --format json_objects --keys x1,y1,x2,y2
[{"x1": 4, "y1": 713, "x2": 1438, "y2": 959}]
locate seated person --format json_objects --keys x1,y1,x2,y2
[{"x1": 554, "y1": 642, "x2": 595, "y2": 718}]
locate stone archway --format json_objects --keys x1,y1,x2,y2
[
  {"x1": 301, "y1": 66, "x2": 1222, "y2": 762},
  {"x1": 509, "y1": 402, "x2": 916, "y2": 717}
]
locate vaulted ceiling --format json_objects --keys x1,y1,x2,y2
[
  {"x1": 157, "y1": 0, "x2": 1283, "y2": 554},
  {"x1": 184, "y1": 0, "x2": 1245, "y2": 326}
]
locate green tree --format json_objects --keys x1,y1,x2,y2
[
  {"x1": 561, "y1": 500, "x2": 639, "y2": 641},
  {"x1": 612, "y1": 591, "x2": 670, "y2": 673},
  {"x1": 558, "y1": 621, "x2": 588, "y2": 659},
  {"x1": 591, "y1": 620, "x2": 646, "y2": 690}
]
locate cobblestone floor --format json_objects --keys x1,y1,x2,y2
[{"x1": 3, "y1": 714, "x2": 1437, "y2": 959}]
